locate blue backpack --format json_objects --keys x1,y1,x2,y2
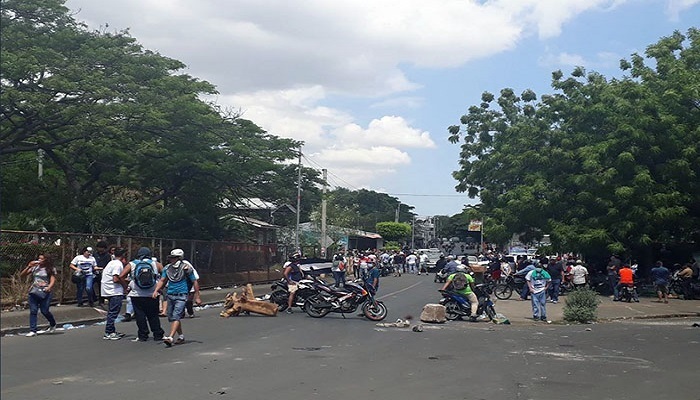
[{"x1": 133, "y1": 259, "x2": 157, "y2": 289}]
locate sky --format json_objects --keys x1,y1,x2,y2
[{"x1": 64, "y1": 0, "x2": 700, "y2": 217}]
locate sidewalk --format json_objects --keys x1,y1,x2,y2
[
  {"x1": 0, "y1": 283, "x2": 269, "y2": 335},
  {"x1": 2, "y1": 285, "x2": 699, "y2": 334},
  {"x1": 491, "y1": 296, "x2": 700, "y2": 325}
]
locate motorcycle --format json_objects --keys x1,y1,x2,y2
[
  {"x1": 492, "y1": 274, "x2": 527, "y2": 300},
  {"x1": 380, "y1": 260, "x2": 393, "y2": 277},
  {"x1": 434, "y1": 267, "x2": 449, "y2": 283},
  {"x1": 439, "y1": 283, "x2": 497, "y2": 321},
  {"x1": 618, "y1": 283, "x2": 637, "y2": 302},
  {"x1": 267, "y1": 275, "x2": 319, "y2": 312},
  {"x1": 303, "y1": 279, "x2": 388, "y2": 321}
]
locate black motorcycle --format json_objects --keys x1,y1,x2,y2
[
  {"x1": 439, "y1": 283, "x2": 497, "y2": 321},
  {"x1": 268, "y1": 276, "x2": 319, "y2": 312},
  {"x1": 492, "y1": 274, "x2": 527, "y2": 300},
  {"x1": 303, "y1": 279, "x2": 388, "y2": 321},
  {"x1": 618, "y1": 283, "x2": 637, "y2": 302}
]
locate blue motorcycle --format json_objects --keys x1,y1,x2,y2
[{"x1": 439, "y1": 284, "x2": 497, "y2": 321}]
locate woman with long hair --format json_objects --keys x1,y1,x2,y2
[{"x1": 20, "y1": 254, "x2": 58, "y2": 337}]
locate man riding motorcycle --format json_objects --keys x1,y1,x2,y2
[{"x1": 440, "y1": 266, "x2": 478, "y2": 322}]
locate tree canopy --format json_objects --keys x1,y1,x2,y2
[
  {"x1": 449, "y1": 29, "x2": 700, "y2": 258},
  {"x1": 0, "y1": 0, "x2": 317, "y2": 239}
]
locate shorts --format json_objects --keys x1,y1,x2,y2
[
  {"x1": 654, "y1": 284, "x2": 668, "y2": 294},
  {"x1": 166, "y1": 293, "x2": 187, "y2": 322},
  {"x1": 288, "y1": 282, "x2": 298, "y2": 294}
]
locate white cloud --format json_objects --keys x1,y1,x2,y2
[
  {"x1": 64, "y1": 0, "x2": 653, "y2": 192},
  {"x1": 333, "y1": 116, "x2": 435, "y2": 149},
  {"x1": 539, "y1": 50, "x2": 622, "y2": 69},
  {"x1": 667, "y1": 0, "x2": 700, "y2": 19}
]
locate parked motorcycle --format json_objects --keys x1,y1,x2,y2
[
  {"x1": 268, "y1": 276, "x2": 319, "y2": 312},
  {"x1": 303, "y1": 279, "x2": 388, "y2": 321},
  {"x1": 439, "y1": 283, "x2": 497, "y2": 321}
]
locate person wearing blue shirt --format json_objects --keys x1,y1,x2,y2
[{"x1": 152, "y1": 248, "x2": 200, "y2": 347}]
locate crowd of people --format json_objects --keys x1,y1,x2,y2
[
  {"x1": 23, "y1": 244, "x2": 201, "y2": 346},
  {"x1": 20, "y1": 245, "x2": 699, "y2": 339}
]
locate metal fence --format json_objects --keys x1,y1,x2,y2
[{"x1": 0, "y1": 230, "x2": 286, "y2": 306}]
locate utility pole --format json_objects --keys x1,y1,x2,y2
[
  {"x1": 411, "y1": 215, "x2": 415, "y2": 249},
  {"x1": 295, "y1": 146, "x2": 302, "y2": 253},
  {"x1": 37, "y1": 149, "x2": 45, "y2": 180},
  {"x1": 321, "y1": 168, "x2": 327, "y2": 258},
  {"x1": 395, "y1": 204, "x2": 399, "y2": 222}
]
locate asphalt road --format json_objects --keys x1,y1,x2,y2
[{"x1": 2, "y1": 275, "x2": 698, "y2": 400}]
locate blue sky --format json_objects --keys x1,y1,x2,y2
[{"x1": 65, "y1": 0, "x2": 699, "y2": 217}]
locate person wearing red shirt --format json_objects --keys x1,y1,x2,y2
[{"x1": 614, "y1": 265, "x2": 638, "y2": 302}]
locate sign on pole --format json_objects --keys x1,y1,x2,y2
[{"x1": 468, "y1": 220, "x2": 482, "y2": 232}]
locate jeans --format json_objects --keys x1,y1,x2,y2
[
  {"x1": 131, "y1": 296, "x2": 164, "y2": 340},
  {"x1": 332, "y1": 271, "x2": 346, "y2": 288},
  {"x1": 608, "y1": 274, "x2": 619, "y2": 298},
  {"x1": 104, "y1": 295, "x2": 123, "y2": 334},
  {"x1": 75, "y1": 275, "x2": 95, "y2": 305},
  {"x1": 167, "y1": 294, "x2": 187, "y2": 322},
  {"x1": 548, "y1": 279, "x2": 561, "y2": 302},
  {"x1": 28, "y1": 292, "x2": 56, "y2": 333},
  {"x1": 531, "y1": 290, "x2": 547, "y2": 319},
  {"x1": 519, "y1": 281, "x2": 530, "y2": 300},
  {"x1": 408, "y1": 263, "x2": 417, "y2": 274}
]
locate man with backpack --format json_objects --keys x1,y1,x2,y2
[
  {"x1": 119, "y1": 247, "x2": 165, "y2": 342},
  {"x1": 152, "y1": 248, "x2": 200, "y2": 347},
  {"x1": 440, "y1": 266, "x2": 478, "y2": 322}
]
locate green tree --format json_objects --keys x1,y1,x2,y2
[
  {"x1": 449, "y1": 29, "x2": 700, "y2": 258},
  {"x1": 0, "y1": 0, "x2": 306, "y2": 239},
  {"x1": 375, "y1": 222, "x2": 411, "y2": 242}
]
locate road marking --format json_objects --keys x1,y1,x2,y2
[{"x1": 377, "y1": 281, "x2": 423, "y2": 300}]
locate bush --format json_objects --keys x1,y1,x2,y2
[{"x1": 563, "y1": 288, "x2": 600, "y2": 323}]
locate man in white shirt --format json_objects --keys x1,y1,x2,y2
[
  {"x1": 100, "y1": 248, "x2": 128, "y2": 340},
  {"x1": 406, "y1": 252, "x2": 418, "y2": 274},
  {"x1": 419, "y1": 251, "x2": 429, "y2": 275},
  {"x1": 570, "y1": 260, "x2": 589, "y2": 289}
]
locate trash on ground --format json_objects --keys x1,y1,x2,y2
[
  {"x1": 492, "y1": 313, "x2": 510, "y2": 325},
  {"x1": 376, "y1": 318, "x2": 410, "y2": 328},
  {"x1": 221, "y1": 284, "x2": 278, "y2": 317}
]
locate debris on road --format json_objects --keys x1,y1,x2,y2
[
  {"x1": 420, "y1": 303, "x2": 446, "y2": 323},
  {"x1": 492, "y1": 313, "x2": 510, "y2": 325},
  {"x1": 376, "y1": 318, "x2": 410, "y2": 328},
  {"x1": 220, "y1": 284, "x2": 278, "y2": 317}
]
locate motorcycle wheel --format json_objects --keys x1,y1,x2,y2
[
  {"x1": 444, "y1": 300, "x2": 462, "y2": 321},
  {"x1": 303, "y1": 295, "x2": 331, "y2": 318},
  {"x1": 485, "y1": 304, "x2": 496, "y2": 321},
  {"x1": 494, "y1": 284, "x2": 513, "y2": 300},
  {"x1": 362, "y1": 301, "x2": 387, "y2": 321},
  {"x1": 269, "y1": 290, "x2": 288, "y2": 312}
]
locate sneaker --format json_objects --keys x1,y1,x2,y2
[
  {"x1": 163, "y1": 336, "x2": 173, "y2": 347},
  {"x1": 26, "y1": 331, "x2": 37, "y2": 337},
  {"x1": 115, "y1": 332, "x2": 126, "y2": 338},
  {"x1": 122, "y1": 313, "x2": 132, "y2": 322},
  {"x1": 103, "y1": 333, "x2": 122, "y2": 340},
  {"x1": 286, "y1": 309, "x2": 293, "y2": 314},
  {"x1": 540, "y1": 316, "x2": 547, "y2": 321},
  {"x1": 552, "y1": 300, "x2": 558, "y2": 304},
  {"x1": 187, "y1": 313, "x2": 195, "y2": 318},
  {"x1": 175, "y1": 336, "x2": 185, "y2": 344},
  {"x1": 47, "y1": 325, "x2": 56, "y2": 334},
  {"x1": 131, "y1": 337, "x2": 147, "y2": 342},
  {"x1": 468, "y1": 316, "x2": 477, "y2": 322}
]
